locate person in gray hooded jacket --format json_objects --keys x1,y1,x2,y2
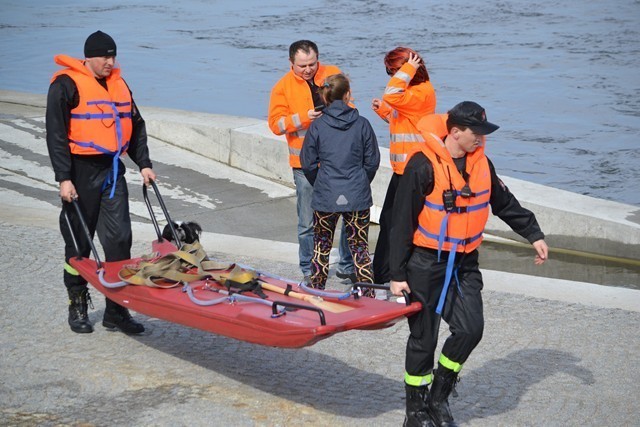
[{"x1": 300, "y1": 74, "x2": 380, "y2": 296}]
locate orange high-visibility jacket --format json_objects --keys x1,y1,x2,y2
[
  {"x1": 411, "y1": 113, "x2": 491, "y2": 253},
  {"x1": 374, "y1": 62, "x2": 436, "y2": 174},
  {"x1": 51, "y1": 54, "x2": 132, "y2": 157},
  {"x1": 268, "y1": 63, "x2": 342, "y2": 168}
]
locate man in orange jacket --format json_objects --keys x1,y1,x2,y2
[
  {"x1": 268, "y1": 40, "x2": 354, "y2": 283},
  {"x1": 46, "y1": 31, "x2": 156, "y2": 335},
  {"x1": 390, "y1": 101, "x2": 548, "y2": 426}
]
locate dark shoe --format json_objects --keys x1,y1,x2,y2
[
  {"x1": 427, "y1": 365, "x2": 459, "y2": 427},
  {"x1": 336, "y1": 271, "x2": 357, "y2": 284},
  {"x1": 103, "y1": 303, "x2": 145, "y2": 334},
  {"x1": 404, "y1": 384, "x2": 435, "y2": 427},
  {"x1": 68, "y1": 288, "x2": 94, "y2": 334}
]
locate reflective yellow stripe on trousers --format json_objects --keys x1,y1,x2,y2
[
  {"x1": 64, "y1": 262, "x2": 80, "y2": 276},
  {"x1": 439, "y1": 354, "x2": 463, "y2": 373},
  {"x1": 404, "y1": 371, "x2": 433, "y2": 387}
]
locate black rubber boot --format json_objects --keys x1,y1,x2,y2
[
  {"x1": 103, "y1": 299, "x2": 145, "y2": 334},
  {"x1": 403, "y1": 384, "x2": 435, "y2": 427},
  {"x1": 427, "y1": 365, "x2": 459, "y2": 427},
  {"x1": 68, "y1": 288, "x2": 93, "y2": 334}
]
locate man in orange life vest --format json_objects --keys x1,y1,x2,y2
[
  {"x1": 389, "y1": 101, "x2": 548, "y2": 426},
  {"x1": 46, "y1": 31, "x2": 156, "y2": 335},
  {"x1": 268, "y1": 40, "x2": 355, "y2": 283}
]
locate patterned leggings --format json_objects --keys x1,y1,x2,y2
[{"x1": 311, "y1": 209, "x2": 374, "y2": 297}]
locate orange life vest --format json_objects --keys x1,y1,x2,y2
[
  {"x1": 375, "y1": 62, "x2": 436, "y2": 174},
  {"x1": 411, "y1": 114, "x2": 491, "y2": 254},
  {"x1": 51, "y1": 54, "x2": 133, "y2": 158},
  {"x1": 268, "y1": 63, "x2": 342, "y2": 168}
]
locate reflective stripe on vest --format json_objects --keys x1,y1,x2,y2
[
  {"x1": 389, "y1": 133, "x2": 426, "y2": 174},
  {"x1": 292, "y1": 113, "x2": 302, "y2": 129},
  {"x1": 389, "y1": 153, "x2": 407, "y2": 163},
  {"x1": 392, "y1": 70, "x2": 412, "y2": 84},
  {"x1": 277, "y1": 117, "x2": 286, "y2": 134},
  {"x1": 390, "y1": 133, "x2": 425, "y2": 143},
  {"x1": 384, "y1": 86, "x2": 405, "y2": 95},
  {"x1": 290, "y1": 129, "x2": 307, "y2": 139},
  {"x1": 289, "y1": 146, "x2": 301, "y2": 156}
]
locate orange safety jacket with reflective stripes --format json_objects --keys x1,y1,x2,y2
[
  {"x1": 374, "y1": 62, "x2": 436, "y2": 174},
  {"x1": 268, "y1": 63, "x2": 342, "y2": 168},
  {"x1": 51, "y1": 54, "x2": 132, "y2": 158},
  {"x1": 411, "y1": 113, "x2": 491, "y2": 254}
]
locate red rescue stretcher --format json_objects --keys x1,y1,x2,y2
[{"x1": 66, "y1": 181, "x2": 421, "y2": 348}]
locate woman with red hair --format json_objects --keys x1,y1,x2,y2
[{"x1": 371, "y1": 47, "x2": 436, "y2": 289}]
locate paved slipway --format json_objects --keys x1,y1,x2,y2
[{"x1": 1, "y1": 96, "x2": 639, "y2": 426}]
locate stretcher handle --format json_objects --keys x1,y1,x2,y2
[
  {"x1": 271, "y1": 301, "x2": 326, "y2": 326},
  {"x1": 63, "y1": 200, "x2": 103, "y2": 269},
  {"x1": 142, "y1": 179, "x2": 181, "y2": 246},
  {"x1": 352, "y1": 282, "x2": 411, "y2": 306}
]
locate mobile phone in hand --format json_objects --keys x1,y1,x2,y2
[{"x1": 314, "y1": 104, "x2": 325, "y2": 112}]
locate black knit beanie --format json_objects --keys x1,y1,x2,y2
[{"x1": 84, "y1": 30, "x2": 117, "y2": 58}]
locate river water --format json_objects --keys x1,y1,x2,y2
[{"x1": 1, "y1": 0, "x2": 639, "y2": 206}]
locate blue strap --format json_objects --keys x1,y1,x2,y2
[
  {"x1": 456, "y1": 188, "x2": 489, "y2": 197},
  {"x1": 436, "y1": 242, "x2": 458, "y2": 315},
  {"x1": 101, "y1": 170, "x2": 112, "y2": 193},
  {"x1": 106, "y1": 101, "x2": 124, "y2": 198},
  {"x1": 71, "y1": 112, "x2": 115, "y2": 120},
  {"x1": 434, "y1": 213, "x2": 454, "y2": 314},
  {"x1": 70, "y1": 112, "x2": 132, "y2": 120},
  {"x1": 87, "y1": 100, "x2": 131, "y2": 107},
  {"x1": 70, "y1": 139, "x2": 116, "y2": 155},
  {"x1": 69, "y1": 139, "x2": 129, "y2": 154},
  {"x1": 69, "y1": 139, "x2": 129, "y2": 156},
  {"x1": 436, "y1": 213, "x2": 450, "y2": 261},
  {"x1": 431, "y1": 212, "x2": 475, "y2": 315},
  {"x1": 454, "y1": 266, "x2": 462, "y2": 297},
  {"x1": 425, "y1": 199, "x2": 489, "y2": 214},
  {"x1": 417, "y1": 226, "x2": 484, "y2": 248}
]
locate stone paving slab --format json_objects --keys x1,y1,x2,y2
[{"x1": 1, "y1": 222, "x2": 638, "y2": 426}]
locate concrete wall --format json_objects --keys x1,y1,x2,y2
[{"x1": 2, "y1": 90, "x2": 638, "y2": 260}]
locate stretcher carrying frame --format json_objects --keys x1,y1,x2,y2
[{"x1": 65, "y1": 180, "x2": 421, "y2": 348}]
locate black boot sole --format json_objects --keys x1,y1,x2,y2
[
  {"x1": 102, "y1": 319, "x2": 145, "y2": 335},
  {"x1": 69, "y1": 323, "x2": 94, "y2": 334},
  {"x1": 427, "y1": 412, "x2": 457, "y2": 427}
]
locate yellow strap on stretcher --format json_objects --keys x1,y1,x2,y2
[{"x1": 117, "y1": 241, "x2": 234, "y2": 288}]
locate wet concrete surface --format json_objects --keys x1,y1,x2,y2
[{"x1": 1, "y1": 222, "x2": 639, "y2": 426}]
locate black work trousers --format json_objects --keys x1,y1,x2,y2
[
  {"x1": 60, "y1": 156, "x2": 132, "y2": 292},
  {"x1": 372, "y1": 172, "x2": 400, "y2": 284},
  {"x1": 405, "y1": 247, "x2": 484, "y2": 376}
]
